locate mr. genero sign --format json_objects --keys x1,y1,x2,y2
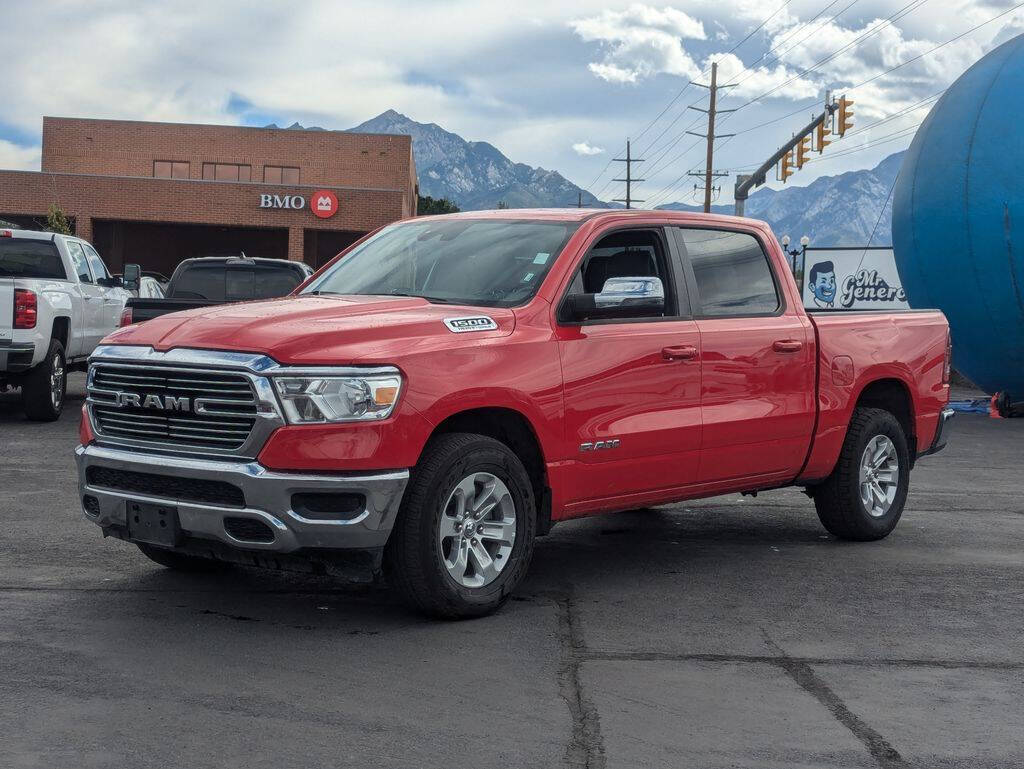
[
  {"x1": 802, "y1": 247, "x2": 909, "y2": 310},
  {"x1": 258, "y1": 190, "x2": 338, "y2": 218}
]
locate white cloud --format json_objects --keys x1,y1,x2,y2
[
  {"x1": 570, "y1": 4, "x2": 706, "y2": 84},
  {"x1": 572, "y1": 141, "x2": 605, "y2": 156},
  {"x1": 0, "y1": 140, "x2": 40, "y2": 171}
]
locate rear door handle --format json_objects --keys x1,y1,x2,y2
[
  {"x1": 662, "y1": 345, "x2": 699, "y2": 361},
  {"x1": 773, "y1": 339, "x2": 803, "y2": 353}
]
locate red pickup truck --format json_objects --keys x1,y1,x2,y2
[{"x1": 76, "y1": 210, "x2": 953, "y2": 618}]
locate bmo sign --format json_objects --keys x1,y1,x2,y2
[{"x1": 258, "y1": 189, "x2": 338, "y2": 219}]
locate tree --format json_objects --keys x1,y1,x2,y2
[
  {"x1": 417, "y1": 195, "x2": 460, "y2": 216},
  {"x1": 45, "y1": 204, "x2": 72, "y2": 235}
]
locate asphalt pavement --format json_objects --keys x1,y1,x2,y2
[{"x1": 2, "y1": 374, "x2": 1023, "y2": 769}]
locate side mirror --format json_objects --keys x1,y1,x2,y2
[
  {"x1": 122, "y1": 263, "x2": 141, "y2": 292},
  {"x1": 564, "y1": 276, "x2": 666, "y2": 321}
]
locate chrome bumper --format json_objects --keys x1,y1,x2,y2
[{"x1": 76, "y1": 443, "x2": 409, "y2": 553}]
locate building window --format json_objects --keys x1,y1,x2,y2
[
  {"x1": 154, "y1": 160, "x2": 190, "y2": 179},
  {"x1": 264, "y1": 166, "x2": 300, "y2": 184},
  {"x1": 202, "y1": 163, "x2": 252, "y2": 182}
]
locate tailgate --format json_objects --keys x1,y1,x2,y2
[{"x1": 0, "y1": 279, "x2": 12, "y2": 342}]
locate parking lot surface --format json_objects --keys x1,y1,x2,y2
[{"x1": 2, "y1": 374, "x2": 1023, "y2": 769}]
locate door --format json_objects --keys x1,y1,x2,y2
[
  {"x1": 556, "y1": 227, "x2": 702, "y2": 506},
  {"x1": 65, "y1": 241, "x2": 105, "y2": 354},
  {"x1": 672, "y1": 226, "x2": 815, "y2": 485},
  {"x1": 81, "y1": 242, "x2": 126, "y2": 337}
]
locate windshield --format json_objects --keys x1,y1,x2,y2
[{"x1": 301, "y1": 219, "x2": 577, "y2": 307}]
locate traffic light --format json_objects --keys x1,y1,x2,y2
[
  {"x1": 815, "y1": 118, "x2": 832, "y2": 153},
  {"x1": 836, "y1": 96, "x2": 854, "y2": 137},
  {"x1": 796, "y1": 135, "x2": 811, "y2": 169},
  {"x1": 780, "y1": 149, "x2": 794, "y2": 182}
]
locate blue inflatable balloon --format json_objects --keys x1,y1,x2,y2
[{"x1": 892, "y1": 33, "x2": 1024, "y2": 397}]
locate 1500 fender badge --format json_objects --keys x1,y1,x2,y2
[
  {"x1": 580, "y1": 439, "x2": 621, "y2": 452},
  {"x1": 444, "y1": 316, "x2": 498, "y2": 333}
]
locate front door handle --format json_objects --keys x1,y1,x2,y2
[
  {"x1": 662, "y1": 345, "x2": 699, "y2": 361},
  {"x1": 773, "y1": 339, "x2": 803, "y2": 353}
]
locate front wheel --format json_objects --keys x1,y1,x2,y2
[
  {"x1": 813, "y1": 406, "x2": 911, "y2": 541},
  {"x1": 385, "y1": 433, "x2": 536, "y2": 619}
]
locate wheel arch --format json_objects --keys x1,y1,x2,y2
[
  {"x1": 425, "y1": 406, "x2": 552, "y2": 534},
  {"x1": 853, "y1": 377, "x2": 917, "y2": 458}
]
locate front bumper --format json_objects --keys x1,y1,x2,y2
[
  {"x1": 76, "y1": 443, "x2": 409, "y2": 554},
  {"x1": 919, "y1": 407, "x2": 955, "y2": 458}
]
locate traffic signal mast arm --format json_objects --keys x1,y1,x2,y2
[{"x1": 734, "y1": 101, "x2": 839, "y2": 216}]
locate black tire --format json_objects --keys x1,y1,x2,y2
[
  {"x1": 22, "y1": 338, "x2": 66, "y2": 421},
  {"x1": 385, "y1": 433, "x2": 536, "y2": 619},
  {"x1": 813, "y1": 406, "x2": 911, "y2": 541},
  {"x1": 136, "y1": 543, "x2": 230, "y2": 573}
]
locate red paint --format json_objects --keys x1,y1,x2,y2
[{"x1": 92, "y1": 209, "x2": 950, "y2": 522}]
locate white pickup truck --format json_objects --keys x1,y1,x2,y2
[{"x1": 1, "y1": 228, "x2": 130, "y2": 420}]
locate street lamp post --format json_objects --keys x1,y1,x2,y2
[{"x1": 781, "y1": 235, "x2": 810, "y2": 278}]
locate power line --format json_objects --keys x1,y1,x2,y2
[
  {"x1": 641, "y1": 0, "x2": 923, "y2": 204},
  {"x1": 724, "y1": 0, "x2": 859, "y2": 89},
  {"x1": 730, "y1": 0, "x2": 932, "y2": 111}
]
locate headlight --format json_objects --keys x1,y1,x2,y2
[{"x1": 273, "y1": 373, "x2": 402, "y2": 423}]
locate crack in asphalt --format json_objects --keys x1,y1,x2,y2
[
  {"x1": 760, "y1": 629, "x2": 909, "y2": 769},
  {"x1": 553, "y1": 591, "x2": 606, "y2": 769},
  {"x1": 581, "y1": 650, "x2": 1024, "y2": 671}
]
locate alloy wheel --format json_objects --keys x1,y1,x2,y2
[
  {"x1": 438, "y1": 472, "x2": 517, "y2": 588},
  {"x1": 859, "y1": 434, "x2": 899, "y2": 517}
]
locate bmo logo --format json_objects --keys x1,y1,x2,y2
[
  {"x1": 311, "y1": 190, "x2": 339, "y2": 219},
  {"x1": 257, "y1": 190, "x2": 339, "y2": 219}
]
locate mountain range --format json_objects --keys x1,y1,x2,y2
[
  {"x1": 316, "y1": 110, "x2": 900, "y2": 246},
  {"x1": 347, "y1": 110, "x2": 608, "y2": 210}
]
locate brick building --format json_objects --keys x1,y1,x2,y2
[{"x1": 0, "y1": 117, "x2": 417, "y2": 275}]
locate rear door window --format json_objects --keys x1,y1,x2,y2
[
  {"x1": 66, "y1": 241, "x2": 94, "y2": 284},
  {"x1": 0, "y1": 239, "x2": 67, "y2": 279},
  {"x1": 676, "y1": 228, "x2": 780, "y2": 316}
]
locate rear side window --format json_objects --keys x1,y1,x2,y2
[
  {"x1": 250, "y1": 265, "x2": 303, "y2": 299},
  {"x1": 0, "y1": 239, "x2": 67, "y2": 279},
  {"x1": 171, "y1": 262, "x2": 303, "y2": 302},
  {"x1": 171, "y1": 265, "x2": 226, "y2": 301},
  {"x1": 677, "y1": 228, "x2": 780, "y2": 316}
]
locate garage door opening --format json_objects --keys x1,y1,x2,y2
[{"x1": 92, "y1": 221, "x2": 289, "y2": 277}]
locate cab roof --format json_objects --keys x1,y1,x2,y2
[{"x1": 411, "y1": 207, "x2": 764, "y2": 228}]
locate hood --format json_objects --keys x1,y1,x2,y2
[{"x1": 104, "y1": 295, "x2": 516, "y2": 365}]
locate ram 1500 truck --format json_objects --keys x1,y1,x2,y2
[
  {"x1": 76, "y1": 210, "x2": 953, "y2": 618},
  {"x1": 2, "y1": 228, "x2": 129, "y2": 420}
]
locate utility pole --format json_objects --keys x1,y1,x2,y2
[
  {"x1": 578, "y1": 191, "x2": 582, "y2": 208},
  {"x1": 612, "y1": 140, "x2": 644, "y2": 209},
  {"x1": 686, "y1": 62, "x2": 736, "y2": 213}
]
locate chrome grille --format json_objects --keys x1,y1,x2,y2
[{"x1": 88, "y1": 364, "x2": 257, "y2": 452}]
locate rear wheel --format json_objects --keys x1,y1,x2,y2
[
  {"x1": 136, "y1": 543, "x2": 231, "y2": 573},
  {"x1": 385, "y1": 433, "x2": 536, "y2": 619},
  {"x1": 22, "y1": 339, "x2": 66, "y2": 421},
  {"x1": 813, "y1": 407, "x2": 910, "y2": 541}
]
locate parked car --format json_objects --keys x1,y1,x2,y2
[
  {"x1": 120, "y1": 256, "x2": 313, "y2": 325},
  {"x1": 115, "y1": 271, "x2": 169, "y2": 298},
  {"x1": 76, "y1": 210, "x2": 953, "y2": 617},
  {"x1": 1, "y1": 227, "x2": 129, "y2": 419}
]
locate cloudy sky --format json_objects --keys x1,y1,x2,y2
[{"x1": 2, "y1": 0, "x2": 1022, "y2": 206}]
